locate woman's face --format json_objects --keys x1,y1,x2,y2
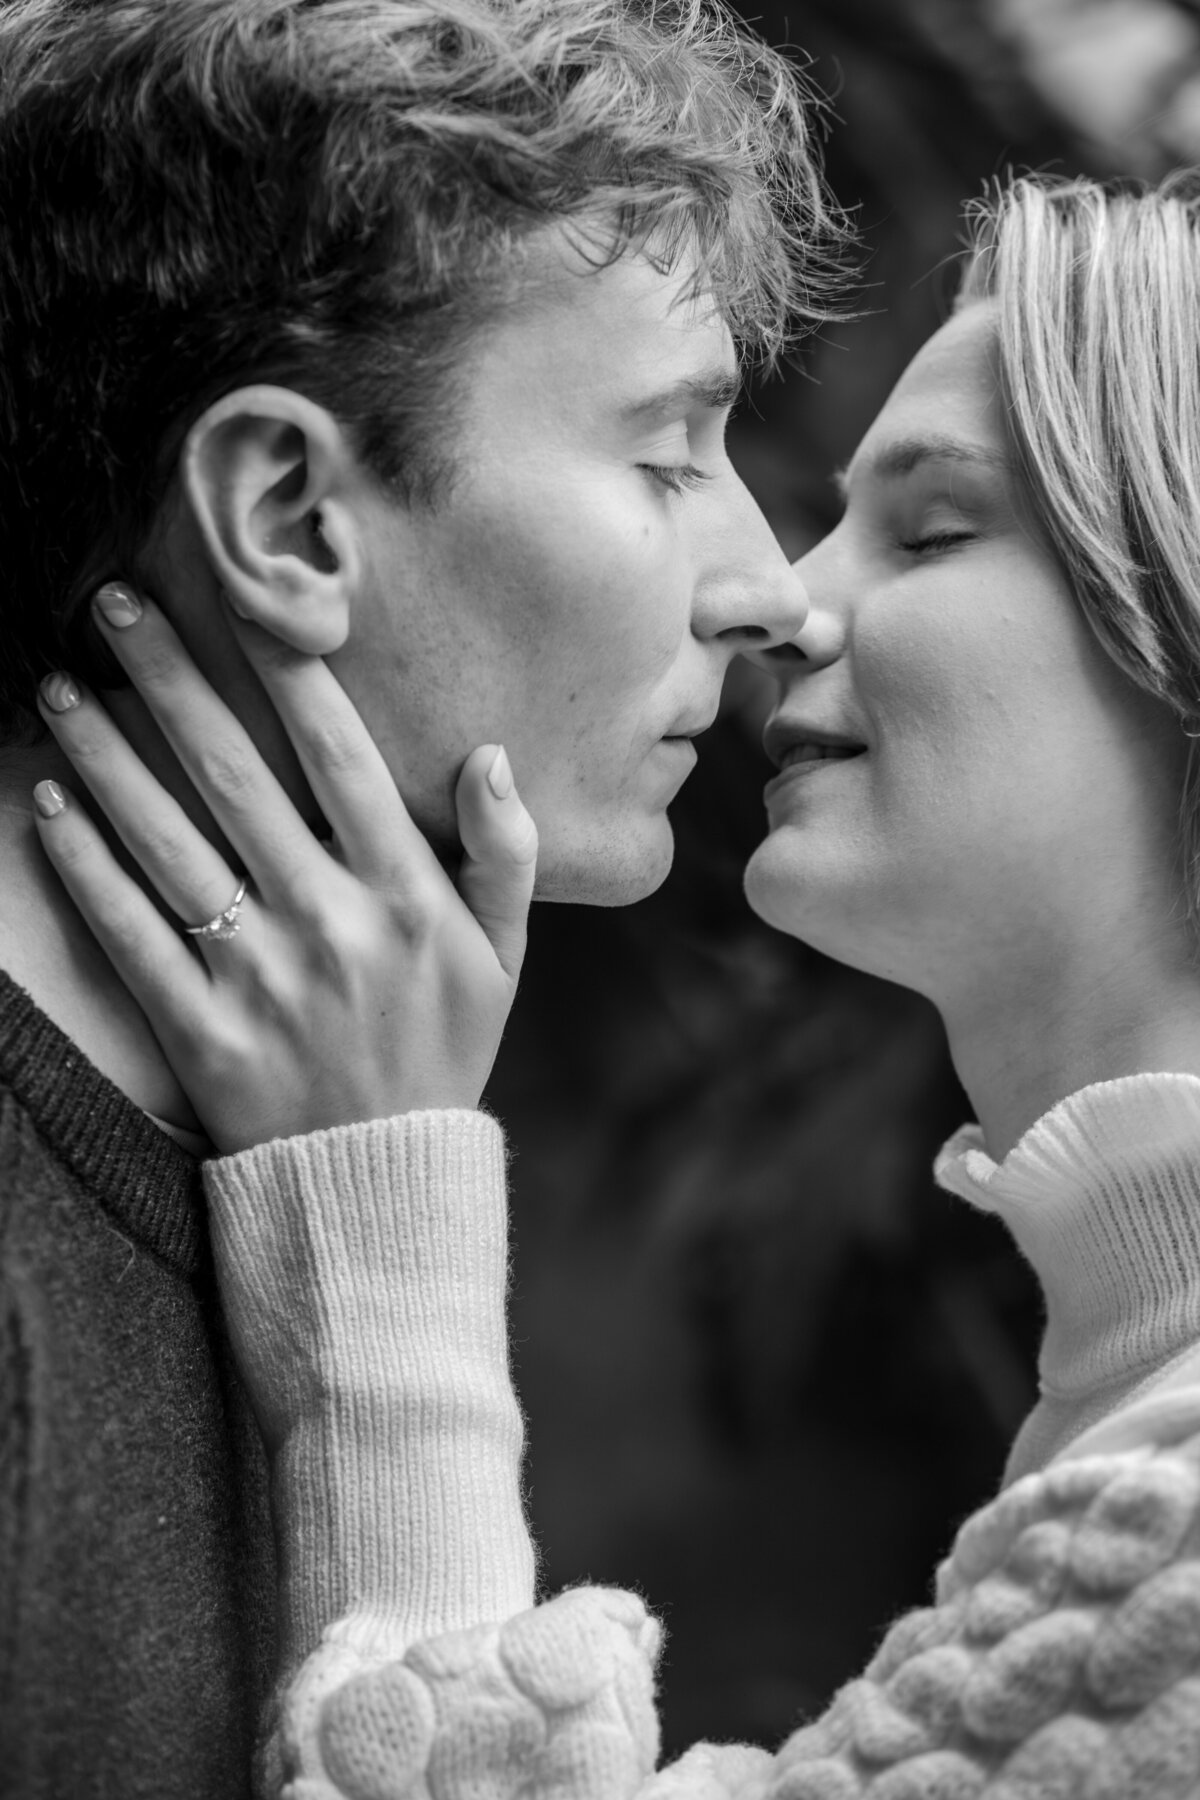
[{"x1": 744, "y1": 302, "x2": 1188, "y2": 998}]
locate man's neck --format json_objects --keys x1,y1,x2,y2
[{"x1": 0, "y1": 744, "x2": 203, "y2": 1134}]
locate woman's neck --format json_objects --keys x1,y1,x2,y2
[{"x1": 940, "y1": 927, "x2": 1200, "y2": 1160}]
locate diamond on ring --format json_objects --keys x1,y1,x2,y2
[{"x1": 185, "y1": 876, "x2": 248, "y2": 944}]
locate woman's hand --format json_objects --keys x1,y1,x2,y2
[{"x1": 31, "y1": 582, "x2": 538, "y2": 1155}]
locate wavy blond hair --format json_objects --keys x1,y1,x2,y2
[{"x1": 958, "y1": 174, "x2": 1200, "y2": 918}]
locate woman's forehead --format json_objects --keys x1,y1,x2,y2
[{"x1": 846, "y1": 304, "x2": 1006, "y2": 482}]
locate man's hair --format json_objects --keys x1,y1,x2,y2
[
  {"x1": 957, "y1": 172, "x2": 1200, "y2": 924},
  {"x1": 0, "y1": 0, "x2": 844, "y2": 740}
]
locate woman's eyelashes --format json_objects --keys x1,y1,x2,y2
[{"x1": 897, "y1": 526, "x2": 976, "y2": 556}]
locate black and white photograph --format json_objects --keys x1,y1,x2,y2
[{"x1": 4, "y1": 0, "x2": 1200, "y2": 1794}]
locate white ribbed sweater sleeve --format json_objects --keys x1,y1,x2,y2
[
  {"x1": 202, "y1": 1110, "x2": 537, "y2": 1792},
  {"x1": 204, "y1": 1097, "x2": 1200, "y2": 1800}
]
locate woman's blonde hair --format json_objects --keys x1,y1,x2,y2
[{"x1": 958, "y1": 173, "x2": 1200, "y2": 918}]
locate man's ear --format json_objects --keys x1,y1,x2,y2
[{"x1": 181, "y1": 386, "x2": 365, "y2": 655}]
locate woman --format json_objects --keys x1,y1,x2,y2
[{"x1": 30, "y1": 174, "x2": 1200, "y2": 1795}]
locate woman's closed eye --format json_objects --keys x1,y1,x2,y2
[{"x1": 898, "y1": 527, "x2": 976, "y2": 556}]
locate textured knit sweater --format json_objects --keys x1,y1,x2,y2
[
  {"x1": 204, "y1": 1077, "x2": 1200, "y2": 1799},
  {"x1": 0, "y1": 972, "x2": 276, "y2": 1798}
]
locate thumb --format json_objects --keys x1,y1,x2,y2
[{"x1": 455, "y1": 745, "x2": 538, "y2": 982}]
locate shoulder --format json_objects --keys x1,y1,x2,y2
[{"x1": 0, "y1": 1079, "x2": 79, "y2": 1238}]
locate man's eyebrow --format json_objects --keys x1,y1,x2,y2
[
  {"x1": 618, "y1": 367, "x2": 743, "y2": 423},
  {"x1": 832, "y1": 433, "x2": 1012, "y2": 501}
]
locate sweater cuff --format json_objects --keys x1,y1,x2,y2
[
  {"x1": 204, "y1": 1110, "x2": 534, "y2": 1676},
  {"x1": 205, "y1": 1109, "x2": 511, "y2": 1388}
]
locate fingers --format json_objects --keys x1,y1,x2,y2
[
  {"x1": 36, "y1": 671, "x2": 244, "y2": 932},
  {"x1": 95, "y1": 582, "x2": 442, "y2": 900},
  {"x1": 454, "y1": 746, "x2": 538, "y2": 983},
  {"x1": 88, "y1": 584, "x2": 322, "y2": 908},
  {"x1": 30, "y1": 778, "x2": 213, "y2": 1030},
  {"x1": 225, "y1": 609, "x2": 441, "y2": 888},
  {"x1": 73, "y1": 580, "x2": 535, "y2": 1001}
]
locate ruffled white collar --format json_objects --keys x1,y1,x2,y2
[{"x1": 935, "y1": 1073, "x2": 1200, "y2": 1402}]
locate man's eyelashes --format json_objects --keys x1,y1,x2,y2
[{"x1": 641, "y1": 463, "x2": 713, "y2": 495}]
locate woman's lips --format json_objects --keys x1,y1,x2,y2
[{"x1": 763, "y1": 747, "x2": 865, "y2": 803}]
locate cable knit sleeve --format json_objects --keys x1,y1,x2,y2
[
  {"x1": 284, "y1": 1435, "x2": 1200, "y2": 1799},
  {"x1": 754, "y1": 1429, "x2": 1200, "y2": 1797},
  {"x1": 206, "y1": 1114, "x2": 1200, "y2": 1800}
]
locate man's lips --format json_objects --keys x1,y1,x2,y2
[{"x1": 663, "y1": 709, "x2": 720, "y2": 741}]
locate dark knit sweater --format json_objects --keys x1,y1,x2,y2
[{"x1": 0, "y1": 971, "x2": 276, "y2": 1799}]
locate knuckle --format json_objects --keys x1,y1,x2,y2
[
  {"x1": 127, "y1": 818, "x2": 194, "y2": 878},
  {"x1": 56, "y1": 709, "x2": 113, "y2": 769},
  {"x1": 289, "y1": 870, "x2": 348, "y2": 929},
  {"x1": 106, "y1": 907, "x2": 154, "y2": 960},
  {"x1": 289, "y1": 893, "x2": 365, "y2": 971},
  {"x1": 124, "y1": 634, "x2": 184, "y2": 692},
  {"x1": 385, "y1": 876, "x2": 442, "y2": 939},
  {"x1": 46, "y1": 822, "x2": 92, "y2": 874},
  {"x1": 302, "y1": 713, "x2": 367, "y2": 780},
  {"x1": 191, "y1": 734, "x2": 257, "y2": 801},
  {"x1": 235, "y1": 962, "x2": 293, "y2": 1029},
  {"x1": 302, "y1": 930, "x2": 353, "y2": 986}
]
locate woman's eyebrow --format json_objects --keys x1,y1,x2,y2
[{"x1": 832, "y1": 433, "x2": 1013, "y2": 501}]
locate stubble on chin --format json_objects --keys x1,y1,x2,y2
[{"x1": 531, "y1": 817, "x2": 676, "y2": 908}]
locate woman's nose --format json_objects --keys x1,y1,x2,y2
[
  {"x1": 788, "y1": 597, "x2": 845, "y2": 669},
  {"x1": 743, "y1": 570, "x2": 846, "y2": 678}
]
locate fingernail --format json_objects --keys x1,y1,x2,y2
[
  {"x1": 486, "y1": 746, "x2": 514, "y2": 800},
  {"x1": 39, "y1": 672, "x2": 80, "y2": 712},
  {"x1": 93, "y1": 581, "x2": 142, "y2": 628},
  {"x1": 33, "y1": 780, "x2": 66, "y2": 819}
]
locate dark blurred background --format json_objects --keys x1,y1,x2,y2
[{"x1": 483, "y1": 0, "x2": 1200, "y2": 1756}]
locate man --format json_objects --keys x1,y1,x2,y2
[{"x1": 0, "y1": 0, "x2": 831, "y2": 1790}]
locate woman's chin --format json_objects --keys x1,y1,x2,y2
[
  {"x1": 744, "y1": 844, "x2": 796, "y2": 934},
  {"x1": 743, "y1": 837, "x2": 927, "y2": 989},
  {"x1": 743, "y1": 837, "x2": 844, "y2": 947}
]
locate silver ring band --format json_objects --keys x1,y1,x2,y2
[{"x1": 185, "y1": 876, "x2": 249, "y2": 943}]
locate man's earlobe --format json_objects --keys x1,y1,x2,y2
[{"x1": 182, "y1": 386, "x2": 364, "y2": 655}]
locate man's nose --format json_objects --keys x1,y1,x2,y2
[
  {"x1": 692, "y1": 479, "x2": 810, "y2": 651},
  {"x1": 743, "y1": 540, "x2": 847, "y2": 677}
]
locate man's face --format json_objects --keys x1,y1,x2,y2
[{"x1": 335, "y1": 242, "x2": 809, "y2": 904}]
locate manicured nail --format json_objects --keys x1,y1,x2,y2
[
  {"x1": 486, "y1": 746, "x2": 514, "y2": 800},
  {"x1": 40, "y1": 673, "x2": 80, "y2": 712},
  {"x1": 93, "y1": 581, "x2": 142, "y2": 628},
  {"x1": 33, "y1": 780, "x2": 66, "y2": 819}
]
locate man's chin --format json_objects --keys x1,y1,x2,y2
[{"x1": 532, "y1": 823, "x2": 675, "y2": 907}]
